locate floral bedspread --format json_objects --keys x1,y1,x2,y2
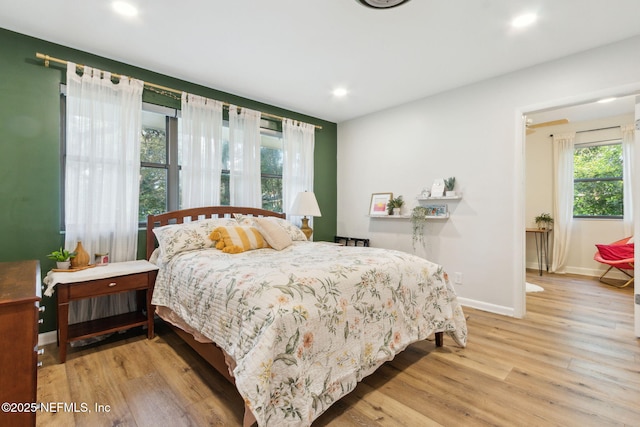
[{"x1": 151, "y1": 242, "x2": 467, "y2": 426}]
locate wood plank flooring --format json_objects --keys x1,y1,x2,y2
[{"x1": 36, "y1": 271, "x2": 640, "y2": 426}]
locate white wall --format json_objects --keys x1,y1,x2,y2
[
  {"x1": 337, "y1": 36, "x2": 640, "y2": 317},
  {"x1": 525, "y1": 114, "x2": 632, "y2": 278}
]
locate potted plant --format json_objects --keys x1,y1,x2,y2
[
  {"x1": 387, "y1": 195, "x2": 405, "y2": 215},
  {"x1": 534, "y1": 213, "x2": 554, "y2": 230},
  {"x1": 410, "y1": 206, "x2": 429, "y2": 248},
  {"x1": 47, "y1": 247, "x2": 76, "y2": 269},
  {"x1": 444, "y1": 177, "x2": 456, "y2": 196}
]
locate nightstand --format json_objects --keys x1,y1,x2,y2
[{"x1": 46, "y1": 260, "x2": 158, "y2": 363}]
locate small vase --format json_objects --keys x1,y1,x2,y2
[
  {"x1": 393, "y1": 208, "x2": 401, "y2": 215},
  {"x1": 71, "y1": 241, "x2": 90, "y2": 268}
]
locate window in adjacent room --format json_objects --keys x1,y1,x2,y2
[{"x1": 573, "y1": 140, "x2": 623, "y2": 218}]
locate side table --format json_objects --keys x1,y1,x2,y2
[{"x1": 45, "y1": 260, "x2": 158, "y2": 363}]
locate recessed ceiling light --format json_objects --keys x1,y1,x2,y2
[
  {"x1": 332, "y1": 88, "x2": 349, "y2": 98},
  {"x1": 597, "y1": 97, "x2": 617, "y2": 103},
  {"x1": 511, "y1": 13, "x2": 537, "y2": 28},
  {"x1": 112, "y1": 1, "x2": 138, "y2": 17}
]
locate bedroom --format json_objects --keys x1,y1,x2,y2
[{"x1": 1, "y1": 1, "x2": 639, "y2": 426}]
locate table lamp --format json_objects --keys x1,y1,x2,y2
[{"x1": 290, "y1": 191, "x2": 322, "y2": 240}]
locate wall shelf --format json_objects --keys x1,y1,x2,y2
[
  {"x1": 416, "y1": 195, "x2": 462, "y2": 201},
  {"x1": 367, "y1": 214, "x2": 449, "y2": 219}
]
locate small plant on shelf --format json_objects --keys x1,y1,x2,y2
[
  {"x1": 387, "y1": 195, "x2": 405, "y2": 215},
  {"x1": 410, "y1": 206, "x2": 430, "y2": 249},
  {"x1": 534, "y1": 213, "x2": 554, "y2": 229},
  {"x1": 46, "y1": 247, "x2": 76, "y2": 269},
  {"x1": 46, "y1": 247, "x2": 76, "y2": 262},
  {"x1": 444, "y1": 177, "x2": 456, "y2": 191}
]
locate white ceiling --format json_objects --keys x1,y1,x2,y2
[{"x1": 2, "y1": 0, "x2": 640, "y2": 123}]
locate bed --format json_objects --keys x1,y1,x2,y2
[{"x1": 146, "y1": 206, "x2": 467, "y2": 426}]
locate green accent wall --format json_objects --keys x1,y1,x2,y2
[{"x1": 0, "y1": 28, "x2": 337, "y2": 334}]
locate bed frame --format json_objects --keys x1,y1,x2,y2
[
  {"x1": 146, "y1": 206, "x2": 443, "y2": 424},
  {"x1": 146, "y1": 207, "x2": 287, "y2": 383}
]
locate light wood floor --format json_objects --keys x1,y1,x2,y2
[{"x1": 37, "y1": 271, "x2": 640, "y2": 426}]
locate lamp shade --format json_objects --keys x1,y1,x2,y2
[{"x1": 290, "y1": 192, "x2": 322, "y2": 217}]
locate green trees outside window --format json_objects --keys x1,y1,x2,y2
[{"x1": 573, "y1": 143, "x2": 623, "y2": 218}]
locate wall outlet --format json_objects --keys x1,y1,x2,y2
[{"x1": 454, "y1": 272, "x2": 463, "y2": 284}]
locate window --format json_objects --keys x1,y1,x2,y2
[
  {"x1": 138, "y1": 105, "x2": 284, "y2": 222},
  {"x1": 573, "y1": 141, "x2": 623, "y2": 218},
  {"x1": 62, "y1": 96, "x2": 285, "y2": 225},
  {"x1": 139, "y1": 107, "x2": 179, "y2": 222}
]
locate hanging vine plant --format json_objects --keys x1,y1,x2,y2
[{"x1": 410, "y1": 206, "x2": 430, "y2": 249}]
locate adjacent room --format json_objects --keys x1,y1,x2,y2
[{"x1": 1, "y1": 1, "x2": 639, "y2": 426}]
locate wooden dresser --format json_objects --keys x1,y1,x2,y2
[{"x1": 0, "y1": 260, "x2": 42, "y2": 427}]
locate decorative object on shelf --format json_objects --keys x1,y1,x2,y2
[
  {"x1": 410, "y1": 206, "x2": 430, "y2": 249},
  {"x1": 534, "y1": 213, "x2": 554, "y2": 230},
  {"x1": 425, "y1": 204, "x2": 448, "y2": 217},
  {"x1": 95, "y1": 252, "x2": 109, "y2": 266},
  {"x1": 444, "y1": 176, "x2": 456, "y2": 196},
  {"x1": 46, "y1": 247, "x2": 76, "y2": 270},
  {"x1": 387, "y1": 195, "x2": 405, "y2": 215},
  {"x1": 70, "y1": 241, "x2": 90, "y2": 268},
  {"x1": 420, "y1": 188, "x2": 430, "y2": 198},
  {"x1": 290, "y1": 191, "x2": 322, "y2": 240},
  {"x1": 369, "y1": 192, "x2": 393, "y2": 216},
  {"x1": 356, "y1": 0, "x2": 411, "y2": 9},
  {"x1": 431, "y1": 178, "x2": 445, "y2": 197}
]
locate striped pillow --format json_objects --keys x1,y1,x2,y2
[{"x1": 209, "y1": 226, "x2": 270, "y2": 253}]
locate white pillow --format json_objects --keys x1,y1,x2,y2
[
  {"x1": 236, "y1": 215, "x2": 307, "y2": 241},
  {"x1": 153, "y1": 218, "x2": 239, "y2": 262},
  {"x1": 253, "y1": 217, "x2": 293, "y2": 250}
]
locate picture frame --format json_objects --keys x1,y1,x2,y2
[
  {"x1": 369, "y1": 192, "x2": 393, "y2": 215},
  {"x1": 425, "y1": 204, "x2": 448, "y2": 217}
]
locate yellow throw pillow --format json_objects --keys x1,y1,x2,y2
[{"x1": 209, "y1": 226, "x2": 269, "y2": 254}]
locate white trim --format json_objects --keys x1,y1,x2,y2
[{"x1": 458, "y1": 297, "x2": 516, "y2": 317}]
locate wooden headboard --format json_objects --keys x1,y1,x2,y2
[{"x1": 146, "y1": 206, "x2": 286, "y2": 260}]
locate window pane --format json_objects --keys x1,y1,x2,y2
[
  {"x1": 262, "y1": 176, "x2": 282, "y2": 212},
  {"x1": 141, "y1": 111, "x2": 166, "y2": 164},
  {"x1": 574, "y1": 180, "x2": 623, "y2": 216},
  {"x1": 139, "y1": 167, "x2": 167, "y2": 221},
  {"x1": 261, "y1": 146, "x2": 282, "y2": 175},
  {"x1": 220, "y1": 174, "x2": 230, "y2": 206},
  {"x1": 573, "y1": 143, "x2": 623, "y2": 217}
]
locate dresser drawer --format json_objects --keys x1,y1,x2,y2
[{"x1": 67, "y1": 272, "x2": 148, "y2": 299}]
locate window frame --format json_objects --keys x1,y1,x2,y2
[{"x1": 572, "y1": 139, "x2": 624, "y2": 219}]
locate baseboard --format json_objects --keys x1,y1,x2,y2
[
  {"x1": 457, "y1": 297, "x2": 516, "y2": 317},
  {"x1": 525, "y1": 262, "x2": 630, "y2": 280},
  {"x1": 38, "y1": 330, "x2": 57, "y2": 346}
]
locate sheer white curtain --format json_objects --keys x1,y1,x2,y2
[
  {"x1": 282, "y1": 119, "x2": 315, "y2": 228},
  {"x1": 551, "y1": 132, "x2": 575, "y2": 273},
  {"x1": 180, "y1": 93, "x2": 223, "y2": 208},
  {"x1": 622, "y1": 124, "x2": 635, "y2": 236},
  {"x1": 229, "y1": 105, "x2": 262, "y2": 207},
  {"x1": 65, "y1": 63, "x2": 143, "y2": 324}
]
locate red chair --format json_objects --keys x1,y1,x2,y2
[{"x1": 593, "y1": 237, "x2": 634, "y2": 288}]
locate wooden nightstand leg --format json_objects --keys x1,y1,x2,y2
[
  {"x1": 147, "y1": 271, "x2": 155, "y2": 339},
  {"x1": 58, "y1": 302, "x2": 69, "y2": 363}
]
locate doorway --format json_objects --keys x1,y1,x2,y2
[{"x1": 522, "y1": 94, "x2": 639, "y2": 335}]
